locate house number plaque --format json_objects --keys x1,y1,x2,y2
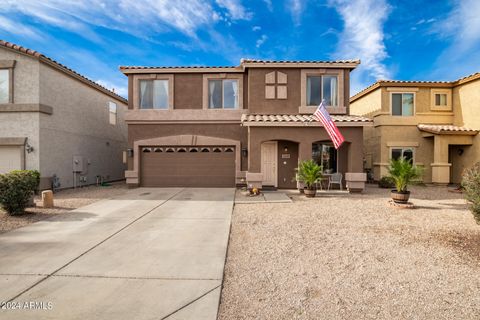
[{"x1": 281, "y1": 154, "x2": 290, "y2": 159}]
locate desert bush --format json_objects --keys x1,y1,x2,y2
[
  {"x1": 0, "y1": 170, "x2": 40, "y2": 215},
  {"x1": 461, "y1": 162, "x2": 480, "y2": 224},
  {"x1": 378, "y1": 176, "x2": 395, "y2": 188},
  {"x1": 296, "y1": 160, "x2": 322, "y2": 190},
  {"x1": 387, "y1": 157, "x2": 423, "y2": 192}
]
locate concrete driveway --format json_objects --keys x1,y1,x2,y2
[{"x1": 0, "y1": 188, "x2": 234, "y2": 320}]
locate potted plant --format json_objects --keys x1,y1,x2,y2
[
  {"x1": 296, "y1": 160, "x2": 322, "y2": 198},
  {"x1": 387, "y1": 157, "x2": 423, "y2": 203}
]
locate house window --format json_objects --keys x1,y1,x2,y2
[
  {"x1": 391, "y1": 147, "x2": 414, "y2": 163},
  {"x1": 391, "y1": 93, "x2": 414, "y2": 116},
  {"x1": 139, "y1": 79, "x2": 169, "y2": 109},
  {"x1": 306, "y1": 75, "x2": 338, "y2": 107},
  {"x1": 208, "y1": 79, "x2": 238, "y2": 109},
  {"x1": 435, "y1": 93, "x2": 447, "y2": 106},
  {"x1": 312, "y1": 142, "x2": 337, "y2": 173},
  {"x1": 108, "y1": 102, "x2": 117, "y2": 125},
  {"x1": 0, "y1": 69, "x2": 9, "y2": 104}
]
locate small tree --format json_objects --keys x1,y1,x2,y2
[
  {"x1": 0, "y1": 170, "x2": 40, "y2": 215},
  {"x1": 387, "y1": 157, "x2": 423, "y2": 193},
  {"x1": 296, "y1": 160, "x2": 322, "y2": 190},
  {"x1": 462, "y1": 162, "x2": 480, "y2": 224}
]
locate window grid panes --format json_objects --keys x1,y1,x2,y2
[
  {"x1": 435, "y1": 93, "x2": 447, "y2": 106},
  {"x1": 209, "y1": 79, "x2": 238, "y2": 109},
  {"x1": 391, "y1": 148, "x2": 414, "y2": 163},
  {"x1": 0, "y1": 69, "x2": 9, "y2": 104},
  {"x1": 391, "y1": 93, "x2": 414, "y2": 116},
  {"x1": 139, "y1": 79, "x2": 169, "y2": 109},
  {"x1": 306, "y1": 75, "x2": 338, "y2": 107}
]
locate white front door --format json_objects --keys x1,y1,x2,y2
[
  {"x1": 261, "y1": 141, "x2": 277, "y2": 186},
  {"x1": 0, "y1": 146, "x2": 23, "y2": 174}
]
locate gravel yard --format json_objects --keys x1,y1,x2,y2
[
  {"x1": 219, "y1": 185, "x2": 480, "y2": 319},
  {"x1": 0, "y1": 182, "x2": 128, "y2": 233}
]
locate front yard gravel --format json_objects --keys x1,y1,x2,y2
[
  {"x1": 219, "y1": 185, "x2": 480, "y2": 319},
  {"x1": 0, "y1": 182, "x2": 128, "y2": 233}
]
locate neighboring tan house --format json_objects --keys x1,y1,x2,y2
[
  {"x1": 0, "y1": 41, "x2": 128, "y2": 190},
  {"x1": 350, "y1": 72, "x2": 480, "y2": 185},
  {"x1": 121, "y1": 59, "x2": 371, "y2": 190}
]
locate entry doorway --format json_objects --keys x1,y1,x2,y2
[{"x1": 261, "y1": 141, "x2": 277, "y2": 187}]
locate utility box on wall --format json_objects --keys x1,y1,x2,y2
[{"x1": 73, "y1": 155, "x2": 86, "y2": 173}]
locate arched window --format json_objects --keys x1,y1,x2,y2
[
  {"x1": 201, "y1": 147, "x2": 210, "y2": 152},
  {"x1": 213, "y1": 147, "x2": 222, "y2": 153},
  {"x1": 166, "y1": 148, "x2": 175, "y2": 153},
  {"x1": 224, "y1": 147, "x2": 234, "y2": 152},
  {"x1": 154, "y1": 148, "x2": 163, "y2": 153},
  {"x1": 189, "y1": 148, "x2": 199, "y2": 152},
  {"x1": 142, "y1": 147, "x2": 151, "y2": 153},
  {"x1": 177, "y1": 148, "x2": 187, "y2": 152}
]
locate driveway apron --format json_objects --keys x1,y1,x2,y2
[{"x1": 0, "y1": 187, "x2": 234, "y2": 320}]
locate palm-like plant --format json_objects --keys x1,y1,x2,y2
[
  {"x1": 297, "y1": 160, "x2": 323, "y2": 190},
  {"x1": 387, "y1": 157, "x2": 423, "y2": 193}
]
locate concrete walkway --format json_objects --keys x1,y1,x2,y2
[{"x1": 0, "y1": 188, "x2": 234, "y2": 320}]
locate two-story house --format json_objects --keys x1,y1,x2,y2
[
  {"x1": 121, "y1": 59, "x2": 371, "y2": 190},
  {"x1": 350, "y1": 72, "x2": 480, "y2": 185},
  {"x1": 0, "y1": 41, "x2": 128, "y2": 189}
]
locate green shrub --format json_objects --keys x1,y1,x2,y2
[
  {"x1": 461, "y1": 162, "x2": 480, "y2": 224},
  {"x1": 378, "y1": 176, "x2": 395, "y2": 188},
  {"x1": 387, "y1": 157, "x2": 423, "y2": 192},
  {"x1": 296, "y1": 160, "x2": 322, "y2": 190},
  {"x1": 0, "y1": 170, "x2": 40, "y2": 215}
]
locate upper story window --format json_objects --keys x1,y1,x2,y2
[
  {"x1": 208, "y1": 79, "x2": 238, "y2": 109},
  {"x1": 391, "y1": 147, "x2": 414, "y2": 163},
  {"x1": 430, "y1": 89, "x2": 451, "y2": 111},
  {"x1": 108, "y1": 102, "x2": 117, "y2": 125},
  {"x1": 391, "y1": 93, "x2": 414, "y2": 116},
  {"x1": 306, "y1": 75, "x2": 338, "y2": 107},
  {"x1": 0, "y1": 69, "x2": 9, "y2": 104},
  {"x1": 435, "y1": 93, "x2": 447, "y2": 106},
  {"x1": 139, "y1": 79, "x2": 169, "y2": 109}
]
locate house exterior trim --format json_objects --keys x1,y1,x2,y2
[{"x1": 0, "y1": 103, "x2": 53, "y2": 115}]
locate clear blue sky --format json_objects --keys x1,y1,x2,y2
[{"x1": 1, "y1": 0, "x2": 478, "y2": 97}]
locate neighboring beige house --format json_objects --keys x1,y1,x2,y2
[
  {"x1": 0, "y1": 41, "x2": 128, "y2": 189},
  {"x1": 350, "y1": 72, "x2": 480, "y2": 184},
  {"x1": 121, "y1": 59, "x2": 371, "y2": 190}
]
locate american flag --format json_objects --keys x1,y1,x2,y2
[{"x1": 313, "y1": 100, "x2": 345, "y2": 149}]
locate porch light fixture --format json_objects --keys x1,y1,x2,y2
[
  {"x1": 457, "y1": 148, "x2": 464, "y2": 156},
  {"x1": 242, "y1": 148, "x2": 248, "y2": 157},
  {"x1": 127, "y1": 148, "x2": 134, "y2": 158},
  {"x1": 25, "y1": 143, "x2": 34, "y2": 153},
  {"x1": 284, "y1": 146, "x2": 288, "y2": 152}
]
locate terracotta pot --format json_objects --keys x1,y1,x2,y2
[
  {"x1": 304, "y1": 188, "x2": 317, "y2": 198},
  {"x1": 391, "y1": 190, "x2": 410, "y2": 203}
]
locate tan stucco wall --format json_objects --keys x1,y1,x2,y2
[
  {"x1": 38, "y1": 63, "x2": 128, "y2": 188},
  {"x1": 352, "y1": 84, "x2": 462, "y2": 182},
  {"x1": 450, "y1": 78, "x2": 480, "y2": 183},
  {"x1": 350, "y1": 87, "x2": 382, "y2": 116},
  {"x1": 0, "y1": 49, "x2": 41, "y2": 171}
]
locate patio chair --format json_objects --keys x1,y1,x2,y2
[{"x1": 328, "y1": 173, "x2": 342, "y2": 190}]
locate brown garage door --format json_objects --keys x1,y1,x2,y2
[{"x1": 140, "y1": 146, "x2": 235, "y2": 187}]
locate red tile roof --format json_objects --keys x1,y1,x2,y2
[
  {"x1": 241, "y1": 114, "x2": 372, "y2": 123},
  {"x1": 417, "y1": 124, "x2": 479, "y2": 135},
  {"x1": 351, "y1": 72, "x2": 480, "y2": 102},
  {"x1": 0, "y1": 40, "x2": 127, "y2": 103},
  {"x1": 120, "y1": 58, "x2": 361, "y2": 72}
]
